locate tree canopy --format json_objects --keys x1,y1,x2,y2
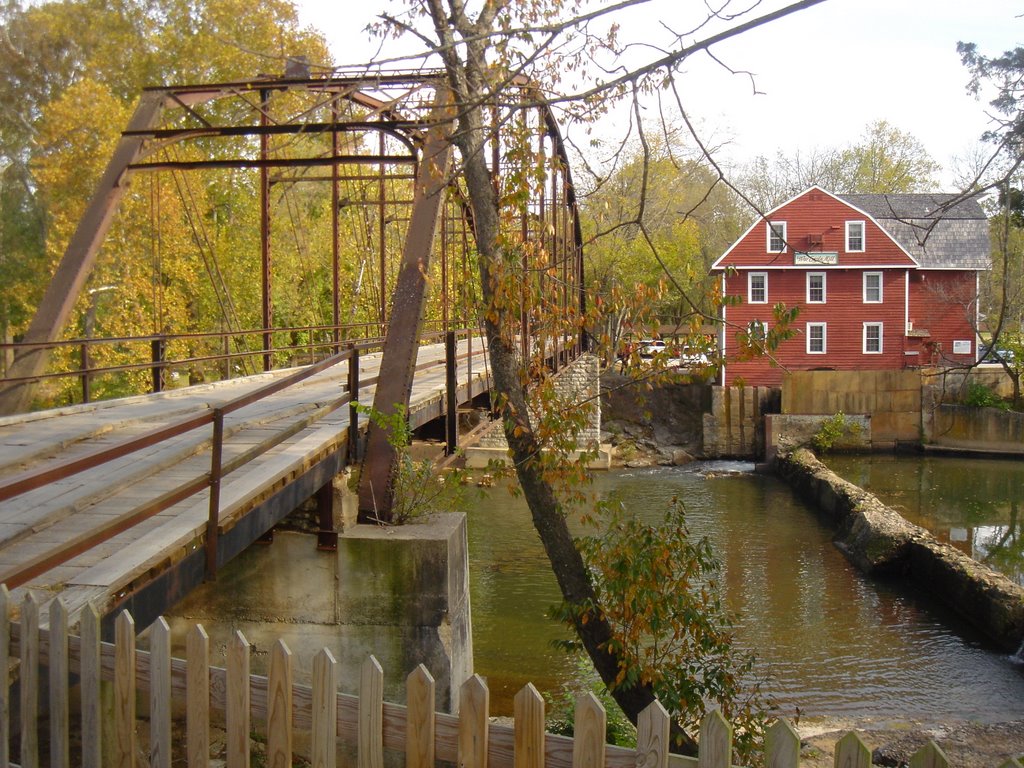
[
  {"x1": 740, "y1": 119, "x2": 942, "y2": 212},
  {"x1": 956, "y1": 41, "x2": 1024, "y2": 403}
]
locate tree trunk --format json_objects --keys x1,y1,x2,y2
[{"x1": 428, "y1": 29, "x2": 695, "y2": 746}]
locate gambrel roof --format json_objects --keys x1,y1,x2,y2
[{"x1": 839, "y1": 193, "x2": 990, "y2": 271}]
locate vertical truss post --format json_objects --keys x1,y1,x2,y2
[
  {"x1": 556, "y1": 165, "x2": 566, "y2": 368},
  {"x1": 378, "y1": 132, "x2": 387, "y2": 336},
  {"x1": 151, "y1": 336, "x2": 166, "y2": 393},
  {"x1": 260, "y1": 88, "x2": 273, "y2": 372},
  {"x1": 462, "y1": 221, "x2": 472, "y2": 386},
  {"x1": 357, "y1": 90, "x2": 454, "y2": 523},
  {"x1": 331, "y1": 102, "x2": 341, "y2": 351},
  {"x1": 538, "y1": 130, "x2": 548, "y2": 372},
  {"x1": 80, "y1": 342, "x2": 92, "y2": 404},
  {"x1": 0, "y1": 92, "x2": 166, "y2": 415},
  {"x1": 441, "y1": 202, "x2": 449, "y2": 331},
  {"x1": 205, "y1": 408, "x2": 225, "y2": 581},
  {"x1": 445, "y1": 330, "x2": 457, "y2": 456},
  {"x1": 347, "y1": 347, "x2": 360, "y2": 462},
  {"x1": 316, "y1": 480, "x2": 337, "y2": 551}
]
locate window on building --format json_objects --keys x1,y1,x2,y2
[
  {"x1": 807, "y1": 322, "x2": 826, "y2": 354},
  {"x1": 863, "y1": 271, "x2": 882, "y2": 303},
  {"x1": 846, "y1": 221, "x2": 865, "y2": 252},
  {"x1": 748, "y1": 272, "x2": 767, "y2": 304},
  {"x1": 747, "y1": 320, "x2": 767, "y2": 349},
  {"x1": 807, "y1": 272, "x2": 826, "y2": 303},
  {"x1": 864, "y1": 322, "x2": 883, "y2": 354},
  {"x1": 767, "y1": 222, "x2": 787, "y2": 253}
]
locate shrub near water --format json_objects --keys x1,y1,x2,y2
[
  {"x1": 811, "y1": 411, "x2": 861, "y2": 453},
  {"x1": 963, "y1": 381, "x2": 1011, "y2": 410},
  {"x1": 354, "y1": 403, "x2": 470, "y2": 524},
  {"x1": 553, "y1": 498, "x2": 775, "y2": 762}
]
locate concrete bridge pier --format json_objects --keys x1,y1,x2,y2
[{"x1": 164, "y1": 510, "x2": 473, "y2": 714}]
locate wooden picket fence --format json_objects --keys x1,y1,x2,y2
[{"x1": 1, "y1": 588, "x2": 1020, "y2": 768}]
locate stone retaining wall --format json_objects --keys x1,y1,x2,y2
[
  {"x1": 926, "y1": 404, "x2": 1024, "y2": 454},
  {"x1": 467, "y1": 354, "x2": 609, "y2": 467},
  {"x1": 702, "y1": 385, "x2": 779, "y2": 458},
  {"x1": 782, "y1": 370, "x2": 921, "y2": 447},
  {"x1": 775, "y1": 448, "x2": 1024, "y2": 651},
  {"x1": 167, "y1": 514, "x2": 473, "y2": 713},
  {"x1": 765, "y1": 413, "x2": 871, "y2": 461}
]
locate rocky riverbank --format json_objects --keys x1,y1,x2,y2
[
  {"x1": 798, "y1": 718, "x2": 1024, "y2": 768},
  {"x1": 599, "y1": 371, "x2": 708, "y2": 466}
]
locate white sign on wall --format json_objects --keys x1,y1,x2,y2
[
  {"x1": 793, "y1": 252, "x2": 839, "y2": 265},
  {"x1": 952, "y1": 340, "x2": 972, "y2": 355}
]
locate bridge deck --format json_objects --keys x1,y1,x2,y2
[{"x1": 0, "y1": 338, "x2": 489, "y2": 623}]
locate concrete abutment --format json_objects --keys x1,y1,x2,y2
[{"x1": 165, "y1": 512, "x2": 472, "y2": 713}]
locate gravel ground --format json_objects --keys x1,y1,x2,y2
[{"x1": 797, "y1": 719, "x2": 1024, "y2": 768}]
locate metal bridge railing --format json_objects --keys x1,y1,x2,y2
[
  {"x1": 0, "y1": 328, "x2": 487, "y2": 589},
  {"x1": 0, "y1": 320, "x2": 463, "y2": 411}
]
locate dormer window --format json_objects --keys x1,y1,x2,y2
[
  {"x1": 768, "y1": 222, "x2": 786, "y2": 253},
  {"x1": 846, "y1": 221, "x2": 865, "y2": 252}
]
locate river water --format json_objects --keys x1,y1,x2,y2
[
  {"x1": 467, "y1": 462, "x2": 1024, "y2": 723},
  {"x1": 825, "y1": 453, "x2": 1023, "y2": 586}
]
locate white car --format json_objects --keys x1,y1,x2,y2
[
  {"x1": 638, "y1": 339, "x2": 666, "y2": 358},
  {"x1": 676, "y1": 347, "x2": 710, "y2": 367}
]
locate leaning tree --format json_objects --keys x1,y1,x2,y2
[{"x1": 360, "y1": 0, "x2": 827, "y2": 754}]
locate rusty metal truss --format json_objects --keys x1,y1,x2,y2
[{"x1": 0, "y1": 67, "x2": 586, "y2": 523}]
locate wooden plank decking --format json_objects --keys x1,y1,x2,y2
[{"x1": 0, "y1": 339, "x2": 489, "y2": 623}]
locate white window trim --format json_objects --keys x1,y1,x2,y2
[
  {"x1": 767, "y1": 221, "x2": 787, "y2": 253},
  {"x1": 749, "y1": 319, "x2": 767, "y2": 340},
  {"x1": 748, "y1": 272, "x2": 768, "y2": 304},
  {"x1": 846, "y1": 220, "x2": 866, "y2": 252},
  {"x1": 863, "y1": 322, "x2": 883, "y2": 354},
  {"x1": 806, "y1": 272, "x2": 827, "y2": 304},
  {"x1": 863, "y1": 271, "x2": 883, "y2": 303},
  {"x1": 807, "y1": 322, "x2": 827, "y2": 354}
]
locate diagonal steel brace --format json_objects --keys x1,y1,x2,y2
[{"x1": 357, "y1": 89, "x2": 454, "y2": 523}]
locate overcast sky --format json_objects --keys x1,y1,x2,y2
[{"x1": 295, "y1": 0, "x2": 1021, "y2": 187}]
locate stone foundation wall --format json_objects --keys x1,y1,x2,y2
[
  {"x1": 166, "y1": 513, "x2": 473, "y2": 715},
  {"x1": 925, "y1": 404, "x2": 1024, "y2": 454},
  {"x1": 923, "y1": 365, "x2": 1017, "y2": 400},
  {"x1": 782, "y1": 370, "x2": 921, "y2": 447},
  {"x1": 775, "y1": 448, "x2": 1024, "y2": 651},
  {"x1": 336, "y1": 514, "x2": 473, "y2": 712},
  {"x1": 476, "y1": 354, "x2": 601, "y2": 452},
  {"x1": 765, "y1": 413, "x2": 872, "y2": 459}
]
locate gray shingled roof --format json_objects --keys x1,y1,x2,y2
[{"x1": 839, "y1": 193, "x2": 990, "y2": 270}]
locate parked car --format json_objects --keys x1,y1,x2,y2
[
  {"x1": 676, "y1": 347, "x2": 710, "y2": 368},
  {"x1": 638, "y1": 339, "x2": 666, "y2": 358},
  {"x1": 980, "y1": 344, "x2": 1016, "y2": 365}
]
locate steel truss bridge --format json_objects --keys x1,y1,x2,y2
[{"x1": 0, "y1": 69, "x2": 585, "y2": 630}]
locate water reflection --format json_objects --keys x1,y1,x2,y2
[
  {"x1": 825, "y1": 454, "x2": 1024, "y2": 585},
  {"x1": 467, "y1": 464, "x2": 1024, "y2": 722}
]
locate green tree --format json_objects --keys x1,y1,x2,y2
[
  {"x1": 980, "y1": 194, "x2": 1024, "y2": 406},
  {"x1": 741, "y1": 119, "x2": 941, "y2": 211},
  {"x1": 0, "y1": 0, "x2": 336, "y2": 400},
  {"x1": 582, "y1": 138, "x2": 746, "y2": 331},
  {"x1": 839, "y1": 120, "x2": 942, "y2": 194},
  {"x1": 957, "y1": 43, "x2": 1024, "y2": 405}
]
